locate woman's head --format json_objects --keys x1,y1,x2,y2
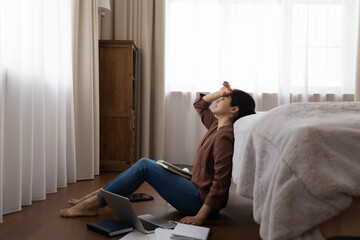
[
  {"x1": 213, "y1": 89, "x2": 256, "y2": 123},
  {"x1": 229, "y1": 89, "x2": 256, "y2": 123}
]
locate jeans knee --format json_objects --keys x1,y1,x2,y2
[
  {"x1": 134, "y1": 158, "x2": 155, "y2": 181},
  {"x1": 136, "y1": 158, "x2": 156, "y2": 171},
  {"x1": 137, "y1": 158, "x2": 153, "y2": 165}
]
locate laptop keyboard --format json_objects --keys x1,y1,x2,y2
[{"x1": 140, "y1": 218, "x2": 159, "y2": 231}]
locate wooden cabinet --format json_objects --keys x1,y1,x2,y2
[{"x1": 99, "y1": 40, "x2": 138, "y2": 171}]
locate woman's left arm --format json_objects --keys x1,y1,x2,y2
[
  {"x1": 180, "y1": 134, "x2": 233, "y2": 225},
  {"x1": 180, "y1": 204, "x2": 213, "y2": 225}
]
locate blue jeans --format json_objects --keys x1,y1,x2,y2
[{"x1": 97, "y1": 158, "x2": 204, "y2": 216}]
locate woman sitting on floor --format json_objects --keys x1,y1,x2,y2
[{"x1": 60, "y1": 81, "x2": 256, "y2": 225}]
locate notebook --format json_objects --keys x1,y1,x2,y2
[
  {"x1": 100, "y1": 190, "x2": 176, "y2": 234},
  {"x1": 86, "y1": 219, "x2": 133, "y2": 237},
  {"x1": 156, "y1": 160, "x2": 192, "y2": 180}
]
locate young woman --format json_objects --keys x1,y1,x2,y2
[{"x1": 60, "y1": 81, "x2": 256, "y2": 225}]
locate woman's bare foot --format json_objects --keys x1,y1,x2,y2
[
  {"x1": 68, "y1": 199, "x2": 81, "y2": 206},
  {"x1": 67, "y1": 188, "x2": 102, "y2": 206},
  {"x1": 60, "y1": 205, "x2": 98, "y2": 217},
  {"x1": 60, "y1": 196, "x2": 101, "y2": 217}
]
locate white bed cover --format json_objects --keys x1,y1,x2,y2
[{"x1": 232, "y1": 102, "x2": 360, "y2": 240}]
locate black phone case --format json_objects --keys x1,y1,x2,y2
[{"x1": 128, "y1": 193, "x2": 154, "y2": 202}]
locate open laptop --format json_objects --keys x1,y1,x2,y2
[{"x1": 100, "y1": 189, "x2": 176, "y2": 234}]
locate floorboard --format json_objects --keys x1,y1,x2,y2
[{"x1": 0, "y1": 172, "x2": 261, "y2": 240}]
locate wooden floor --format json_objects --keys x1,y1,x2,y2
[{"x1": 0, "y1": 172, "x2": 261, "y2": 240}]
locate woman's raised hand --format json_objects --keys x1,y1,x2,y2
[
  {"x1": 220, "y1": 81, "x2": 232, "y2": 96},
  {"x1": 203, "y1": 81, "x2": 232, "y2": 103}
]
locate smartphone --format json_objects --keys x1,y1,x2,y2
[{"x1": 127, "y1": 193, "x2": 154, "y2": 202}]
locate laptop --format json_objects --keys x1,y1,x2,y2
[{"x1": 100, "y1": 189, "x2": 176, "y2": 234}]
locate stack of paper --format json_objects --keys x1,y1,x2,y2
[
  {"x1": 155, "y1": 223, "x2": 210, "y2": 240},
  {"x1": 120, "y1": 230, "x2": 155, "y2": 240}
]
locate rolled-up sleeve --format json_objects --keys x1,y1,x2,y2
[{"x1": 193, "y1": 93, "x2": 217, "y2": 130}]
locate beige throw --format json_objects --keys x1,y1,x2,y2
[{"x1": 232, "y1": 102, "x2": 360, "y2": 240}]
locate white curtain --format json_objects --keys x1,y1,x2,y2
[
  {"x1": 0, "y1": 0, "x2": 76, "y2": 222},
  {"x1": 165, "y1": 0, "x2": 359, "y2": 165},
  {"x1": 72, "y1": 0, "x2": 100, "y2": 179},
  {"x1": 356, "y1": 1, "x2": 360, "y2": 101}
]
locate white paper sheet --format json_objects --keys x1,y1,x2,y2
[
  {"x1": 171, "y1": 223, "x2": 209, "y2": 240},
  {"x1": 120, "y1": 230, "x2": 155, "y2": 240}
]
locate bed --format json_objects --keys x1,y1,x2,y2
[{"x1": 231, "y1": 102, "x2": 360, "y2": 240}]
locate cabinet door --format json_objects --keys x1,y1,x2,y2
[
  {"x1": 99, "y1": 46, "x2": 132, "y2": 117},
  {"x1": 99, "y1": 42, "x2": 136, "y2": 171},
  {"x1": 100, "y1": 117, "x2": 133, "y2": 171}
]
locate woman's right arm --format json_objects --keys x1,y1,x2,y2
[
  {"x1": 193, "y1": 81, "x2": 232, "y2": 129},
  {"x1": 193, "y1": 95, "x2": 217, "y2": 129},
  {"x1": 203, "y1": 81, "x2": 232, "y2": 103}
]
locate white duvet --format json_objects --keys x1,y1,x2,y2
[{"x1": 232, "y1": 102, "x2": 360, "y2": 240}]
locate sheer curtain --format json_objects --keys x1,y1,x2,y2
[
  {"x1": 72, "y1": 0, "x2": 100, "y2": 180},
  {"x1": 0, "y1": 0, "x2": 75, "y2": 222},
  {"x1": 357, "y1": 1, "x2": 360, "y2": 101},
  {"x1": 165, "y1": 0, "x2": 359, "y2": 165}
]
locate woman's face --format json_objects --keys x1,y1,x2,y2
[{"x1": 212, "y1": 96, "x2": 233, "y2": 116}]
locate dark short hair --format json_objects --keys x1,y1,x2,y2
[{"x1": 230, "y1": 89, "x2": 256, "y2": 123}]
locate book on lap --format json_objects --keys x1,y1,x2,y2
[
  {"x1": 86, "y1": 219, "x2": 133, "y2": 237},
  {"x1": 156, "y1": 160, "x2": 192, "y2": 180}
]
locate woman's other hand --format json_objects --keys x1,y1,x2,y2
[
  {"x1": 220, "y1": 81, "x2": 232, "y2": 96},
  {"x1": 179, "y1": 202, "x2": 212, "y2": 225},
  {"x1": 179, "y1": 215, "x2": 205, "y2": 225}
]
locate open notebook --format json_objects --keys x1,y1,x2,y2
[{"x1": 156, "y1": 160, "x2": 192, "y2": 180}]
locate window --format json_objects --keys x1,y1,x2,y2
[{"x1": 165, "y1": 0, "x2": 359, "y2": 96}]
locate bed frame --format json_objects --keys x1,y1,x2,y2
[{"x1": 320, "y1": 198, "x2": 360, "y2": 238}]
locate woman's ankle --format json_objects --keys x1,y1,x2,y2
[{"x1": 83, "y1": 195, "x2": 102, "y2": 209}]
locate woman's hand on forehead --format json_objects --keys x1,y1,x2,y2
[{"x1": 220, "y1": 81, "x2": 232, "y2": 96}]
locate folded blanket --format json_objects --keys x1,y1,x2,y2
[{"x1": 232, "y1": 102, "x2": 360, "y2": 240}]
